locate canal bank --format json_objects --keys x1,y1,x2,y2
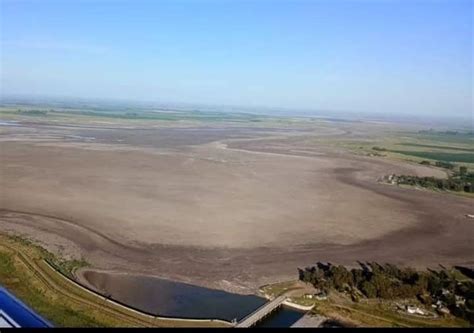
[
  {"x1": 76, "y1": 268, "x2": 267, "y2": 322},
  {"x1": 76, "y1": 268, "x2": 322, "y2": 327}
]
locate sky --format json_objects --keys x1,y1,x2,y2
[{"x1": 1, "y1": 0, "x2": 472, "y2": 118}]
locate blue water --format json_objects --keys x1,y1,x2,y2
[
  {"x1": 82, "y1": 270, "x2": 267, "y2": 322},
  {"x1": 82, "y1": 270, "x2": 311, "y2": 326},
  {"x1": 256, "y1": 306, "x2": 305, "y2": 327}
]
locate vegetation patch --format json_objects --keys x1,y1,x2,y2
[
  {"x1": 389, "y1": 150, "x2": 474, "y2": 163},
  {"x1": 0, "y1": 237, "x2": 106, "y2": 327},
  {"x1": 259, "y1": 280, "x2": 301, "y2": 298},
  {"x1": 381, "y1": 166, "x2": 474, "y2": 193},
  {"x1": 298, "y1": 262, "x2": 473, "y2": 326},
  {"x1": 16, "y1": 109, "x2": 49, "y2": 116},
  {"x1": 397, "y1": 143, "x2": 474, "y2": 153},
  {"x1": 49, "y1": 258, "x2": 89, "y2": 279}
]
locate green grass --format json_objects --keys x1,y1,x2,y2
[
  {"x1": 348, "y1": 301, "x2": 468, "y2": 328},
  {"x1": 260, "y1": 280, "x2": 300, "y2": 297},
  {"x1": 389, "y1": 150, "x2": 474, "y2": 163},
  {"x1": 0, "y1": 248, "x2": 104, "y2": 327},
  {"x1": 50, "y1": 258, "x2": 89, "y2": 279},
  {"x1": 261, "y1": 278, "x2": 471, "y2": 327},
  {"x1": 397, "y1": 143, "x2": 474, "y2": 152},
  {"x1": 311, "y1": 294, "x2": 469, "y2": 328},
  {"x1": 3, "y1": 235, "x2": 86, "y2": 278},
  {"x1": 415, "y1": 133, "x2": 474, "y2": 145},
  {"x1": 0, "y1": 234, "x2": 230, "y2": 328},
  {"x1": 0, "y1": 252, "x2": 15, "y2": 275}
]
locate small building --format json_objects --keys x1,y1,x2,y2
[{"x1": 303, "y1": 291, "x2": 327, "y2": 301}]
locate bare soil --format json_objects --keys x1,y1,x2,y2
[{"x1": 1, "y1": 121, "x2": 472, "y2": 293}]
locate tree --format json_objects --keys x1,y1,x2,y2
[
  {"x1": 351, "y1": 269, "x2": 366, "y2": 288},
  {"x1": 329, "y1": 265, "x2": 352, "y2": 291},
  {"x1": 428, "y1": 274, "x2": 443, "y2": 296},
  {"x1": 360, "y1": 280, "x2": 377, "y2": 298},
  {"x1": 413, "y1": 273, "x2": 429, "y2": 293},
  {"x1": 466, "y1": 299, "x2": 474, "y2": 311},
  {"x1": 372, "y1": 273, "x2": 395, "y2": 298}
]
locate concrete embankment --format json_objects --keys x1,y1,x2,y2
[{"x1": 282, "y1": 299, "x2": 315, "y2": 311}]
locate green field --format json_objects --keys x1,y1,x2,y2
[
  {"x1": 415, "y1": 132, "x2": 474, "y2": 145},
  {"x1": 397, "y1": 143, "x2": 474, "y2": 152},
  {"x1": 389, "y1": 150, "x2": 474, "y2": 163},
  {"x1": 336, "y1": 127, "x2": 474, "y2": 172}
]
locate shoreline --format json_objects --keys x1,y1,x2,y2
[
  {"x1": 2, "y1": 205, "x2": 473, "y2": 295},
  {"x1": 0, "y1": 233, "x2": 233, "y2": 327},
  {"x1": 45, "y1": 260, "x2": 234, "y2": 325}
]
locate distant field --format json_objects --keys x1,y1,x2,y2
[
  {"x1": 338, "y1": 127, "x2": 474, "y2": 170},
  {"x1": 415, "y1": 133, "x2": 474, "y2": 145},
  {"x1": 389, "y1": 150, "x2": 474, "y2": 163},
  {"x1": 397, "y1": 143, "x2": 474, "y2": 152},
  {"x1": 0, "y1": 107, "x2": 267, "y2": 122},
  {"x1": 0, "y1": 105, "x2": 320, "y2": 129}
]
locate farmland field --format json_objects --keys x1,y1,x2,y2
[{"x1": 389, "y1": 150, "x2": 474, "y2": 163}]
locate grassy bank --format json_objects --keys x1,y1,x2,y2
[
  {"x1": 0, "y1": 233, "x2": 230, "y2": 328},
  {"x1": 311, "y1": 295, "x2": 469, "y2": 328}
]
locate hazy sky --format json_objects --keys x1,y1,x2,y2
[{"x1": 1, "y1": 0, "x2": 472, "y2": 118}]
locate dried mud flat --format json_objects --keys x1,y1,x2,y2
[{"x1": 0, "y1": 121, "x2": 473, "y2": 293}]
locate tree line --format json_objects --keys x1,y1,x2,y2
[
  {"x1": 389, "y1": 165, "x2": 474, "y2": 193},
  {"x1": 298, "y1": 262, "x2": 474, "y2": 323}
]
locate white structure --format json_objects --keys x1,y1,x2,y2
[{"x1": 406, "y1": 306, "x2": 425, "y2": 315}]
